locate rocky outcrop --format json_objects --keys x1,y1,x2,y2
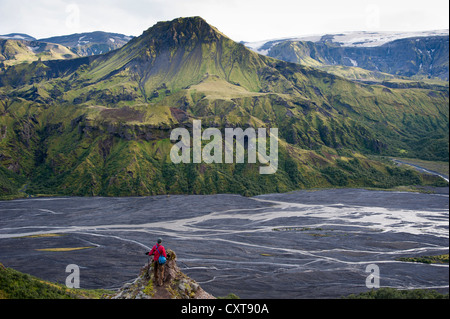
[{"x1": 108, "y1": 249, "x2": 215, "y2": 299}]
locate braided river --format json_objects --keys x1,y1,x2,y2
[{"x1": 0, "y1": 187, "x2": 448, "y2": 298}]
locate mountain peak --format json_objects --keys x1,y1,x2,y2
[
  {"x1": 152, "y1": 16, "x2": 217, "y2": 32},
  {"x1": 110, "y1": 15, "x2": 246, "y2": 92},
  {"x1": 139, "y1": 16, "x2": 225, "y2": 47}
]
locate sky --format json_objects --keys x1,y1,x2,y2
[{"x1": 0, "y1": 0, "x2": 448, "y2": 42}]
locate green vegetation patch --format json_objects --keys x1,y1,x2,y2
[
  {"x1": 396, "y1": 254, "x2": 449, "y2": 264},
  {"x1": 35, "y1": 246, "x2": 96, "y2": 252},
  {"x1": 0, "y1": 262, "x2": 112, "y2": 299},
  {"x1": 345, "y1": 287, "x2": 449, "y2": 299},
  {"x1": 17, "y1": 233, "x2": 63, "y2": 239}
]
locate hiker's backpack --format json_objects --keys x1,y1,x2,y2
[{"x1": 155, "y1": 245, "x2": 166, "y2": 265}]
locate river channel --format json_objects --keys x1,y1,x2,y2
[{"x1": 0, "y1": 187, "x2": 448, "y2": 298}]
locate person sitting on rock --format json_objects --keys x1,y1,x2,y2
[{"x1": 146, "y1": 238, "x2": 167, "y2": 286}]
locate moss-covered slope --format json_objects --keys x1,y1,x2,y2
[{"x1": 0, "y1": 17, "x2": 448, "y2": 198}]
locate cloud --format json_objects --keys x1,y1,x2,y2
[{"x1": 0, "y1": 0, "x2": 448, "y2": 40}]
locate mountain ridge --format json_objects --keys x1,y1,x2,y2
[
  {"x1": 0, "y1": 31, "x2": 133, "y2": 68},
  {"x1": 0, "y1": 33, "x2": 36, "y2": 41},
  {"x1": 39, "y1": 31, "x2": 133, "y2": 56},
  {"x1": 244, "y1": 30, "x2": 449, "y2": 81},
  {"x1": 0, "y1": 38, "x2": 79, "y2": 67},
  {"x1": 244, "y1": 29, "x2": 449, "y2": 52}
]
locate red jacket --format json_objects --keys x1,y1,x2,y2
[{"x1": 149, "y1": 244, "x2": 167, "y2": 261}]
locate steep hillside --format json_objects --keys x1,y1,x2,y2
[
  {"x1": 0, "y1": 17, "x2": 447, "y2": 198},
  {"x1": 0, "y1": 262, "x2": 110, "y2": 299}
]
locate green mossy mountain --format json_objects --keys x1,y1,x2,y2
[{"x1": 0, "y1": 17, "x2": 448, "y2": 198}]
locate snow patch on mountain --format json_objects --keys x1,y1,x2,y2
[
  {"x1": 244, "y1": 29, "x2": 449, "y2": 55},
  {"x1": 26, "y1": 45, "x2": 40, "y2": 52},
  {"x1": 0, "y1": 33, "x2": 36, "y2": 42},
  {"x1": 345, "y1": 57, "x2": 358, "y2": 67},
  {"x1": 329, "y1": 30, "x2": 449, "y2": 47}
]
